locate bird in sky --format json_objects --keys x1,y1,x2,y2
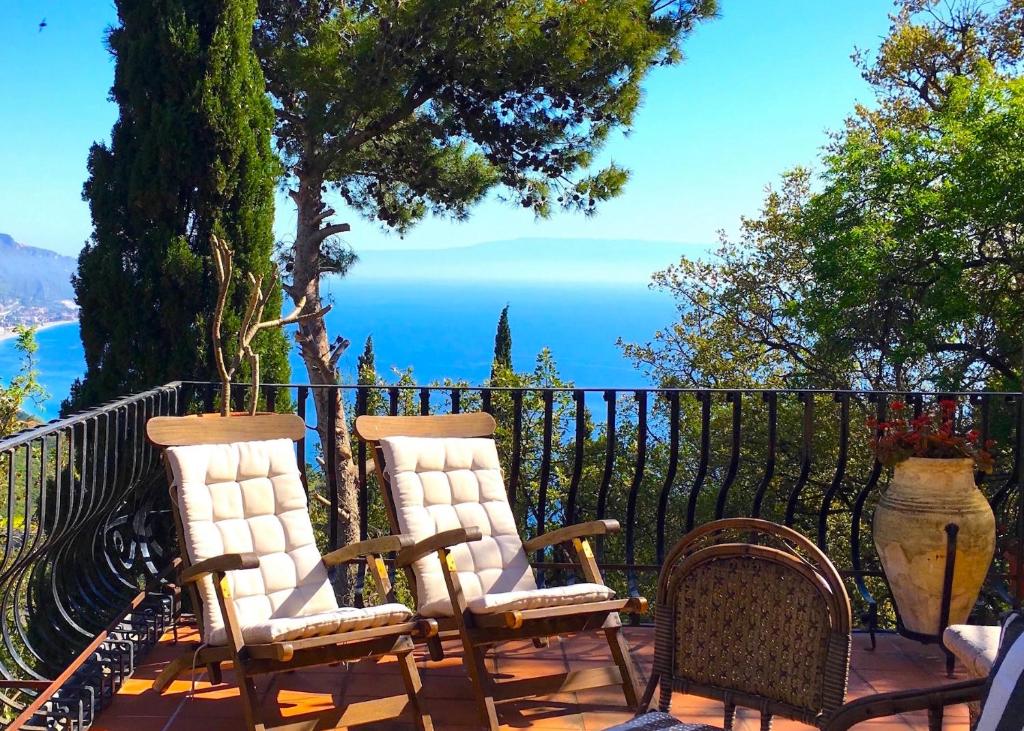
[{"x1": 38, "y1": 18, "x2": 48, "y2": 32}]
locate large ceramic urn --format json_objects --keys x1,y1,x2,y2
[{"x1": 873, "y1": 457, "x2": 995, "y2": 635}]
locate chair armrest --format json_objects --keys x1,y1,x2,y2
[
  {"x1": 181, "y1": 553, "x2": 260, "y2": 584},
  {"x1": 396, "y1": 527, "x2": 484, "y2": 567},
  {"x1": 824, "y1": 678, "x2": 987, "y2": 731},
  {"x1": 523, "y1": 520, "x2": 620, "y2": 553},
  {"x1": 322, "y1": 534, "x2": 415, "y2": 567}
]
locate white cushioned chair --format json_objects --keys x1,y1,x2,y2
[
  {"x1": 944, "y1": 623, "x2": 1000, "y2": 679},
  {"x1": 148, "y1": 413, "x2": 436, "y2": 731},
  {"x1": 356, "y1": 412, "x2": 648, "y2": 731},
  {"x1": 825, "y1": 611, "x2": 1024, "y2": 731}
]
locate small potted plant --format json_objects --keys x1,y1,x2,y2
[{"x1": 870, "y1": 399, "x2": 996, "y2": 636}]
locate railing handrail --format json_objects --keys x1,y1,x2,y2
[
  {"x1": 0, "y1": 382, "x2": 184, "y2": 452},
  {"x1": 179, "y1": 380, "x2": 1024, "y2": 397}
]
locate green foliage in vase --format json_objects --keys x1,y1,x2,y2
[{"x1": 69, "y1": 0, "x2": 290, "y2": 412}]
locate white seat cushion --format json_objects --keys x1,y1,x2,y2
[
  {"x1": 237, "y1": 603, "x2": 412, "y2": 644},
  {"x1": 166, "y1": 438, "x2": 411, "y2": 646},
  {"x1": 467, "y1": 583, "x2": 615, "y2": 614},
  {"x1": 944, "y1": 624, "x2": 1000, "y2": 678},
  {"x1": 379, "y1": 436, "x2": 615, "y2": 618}
]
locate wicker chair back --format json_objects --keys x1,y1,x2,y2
[{"x1": 652, "y1": 519, "x2": 852, "y2": 729}]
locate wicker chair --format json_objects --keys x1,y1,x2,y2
[{"x1": 637, "y1": 518, "x2": 853, "y2": 731}]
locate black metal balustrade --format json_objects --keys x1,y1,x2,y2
[
  {"x1": 0, "y1": 384, "x2": 184, "y2": 728},
  {"x1": 1, "y1": 381, "x2": 1022, "y2": 729}
]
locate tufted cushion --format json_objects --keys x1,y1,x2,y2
[
  {"x1": 380, "y1": 436, "x2": 615, "y2": 617},
  {"x1": 467, "y1": 583, "x2": 614, "y2": 614},
  {"x1": 237, "y1": 604, "x2": 412, "y2": 644},
  {"x1": 944, "y1": 624, "x2": 1000, "y2": 678},
  {"x1": 167, "y1": 438, "x2": 412, "y2": 645}
]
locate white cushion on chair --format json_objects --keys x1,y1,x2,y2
[
  {"x1": 467, "y1": 583, "x2": 614, "y2": 614},
  {"x1": 380, "y1": 436, "x2": 615, "y2": 618},
  {"x1": 239, "y1": 603, "x2": 412, "y2": 644},
  {"x1": 167, "y1": 438, "x2": 412, "y2": 645},
  {"x1": 944, "y1": 624, "x2": 1000, "y2": 678}
]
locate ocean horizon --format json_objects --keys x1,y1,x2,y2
[{"x1": 0, "y1": 278, "x2": 675, "y2": 422}]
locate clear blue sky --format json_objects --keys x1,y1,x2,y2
[{"x1": 0, "y1": 0, "x2": 895, "y2": 257}]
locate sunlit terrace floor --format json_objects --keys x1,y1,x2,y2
[{"x1": 95, "y1": 622, "x2": 970, "y2": 731}]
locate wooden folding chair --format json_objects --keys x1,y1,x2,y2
[
  {"x1": 355, "y1": 412, "x2": 647, "y2": 731},
  {"x1": 147, "y1": 413, "x2": 436, "y2": 731}
]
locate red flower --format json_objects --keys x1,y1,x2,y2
[{"x1": 867, "y1": 400, "x2": 995, "y2": 473}]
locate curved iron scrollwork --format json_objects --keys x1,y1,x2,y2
[{"x1": 0, "y1": 384, "x2": 182, "y2": 723}]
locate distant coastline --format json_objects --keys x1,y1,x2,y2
[{"x1": 0, "y1": 319, "x2": 78, "y2": 343}]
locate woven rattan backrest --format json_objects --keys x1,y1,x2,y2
[{"x1": 655, "y1": 519, "x2": 852, "y2": 727}]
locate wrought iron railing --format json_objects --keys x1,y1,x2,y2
[
  {"x1": 2, "y1": 381, "x2": 1022, "y2": 727},
  {"x1": 0, "y1": 383, "x2": 184, "y2": 728},
  {"x1": 185, "y1": 382, "x2": 1024, "y2": 624}
]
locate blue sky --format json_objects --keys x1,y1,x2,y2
[{"x1": 0, "y1": 0, "x2": 895, "y2": 257}]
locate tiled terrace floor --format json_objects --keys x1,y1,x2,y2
[{"x1": 96, "y1": 622, "x2": 971, "y2": 731}]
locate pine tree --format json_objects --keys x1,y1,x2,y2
[
  {"x1": 68, "y1": 0, "x2": 288, "y2": 411},
  {"x1": 492, "y1": 305, "x2": 513, "y2": 379}
]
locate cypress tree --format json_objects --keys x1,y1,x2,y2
[
  {"x1": 357, "y1": 335, "x2": 376, "y2": 386},
  {"x1": 492, "y1": 305, "x2": 513, "y2": 379},
  {"x1": 69, "y1": 0, "x2": 288, "y2": 410}
]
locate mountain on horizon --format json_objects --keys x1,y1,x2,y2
[
  {"x1": 346, "y1": 237, "x2": 709, "y2": 283},
  {"x1": 0, "y1": 233, "x2": 78, "y2": 330}
]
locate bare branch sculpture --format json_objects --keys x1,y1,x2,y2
[{"x1": 211, "y1": 235, "x2": 331, "y2": 416}]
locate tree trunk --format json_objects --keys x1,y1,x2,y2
[{"x1": 287, "y1": 173, "x2": 361, "y2": 606}]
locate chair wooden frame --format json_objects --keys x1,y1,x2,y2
[
  {"x1": 147, "y1": 413, "x2": 437, "y2": 731},
  {"x1": 355, "y1": 412, "x2": 647, "y2": 731}
]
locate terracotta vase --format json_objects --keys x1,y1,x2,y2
[{"x1": 872, "y1": 457, "x2": 995, "y2": 635}]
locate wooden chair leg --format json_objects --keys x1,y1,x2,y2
[
  {"x1": 236, "y1": 671, "x2": 266, "y2": 731},
  {"x1": 463, "y1": 641, "x2": 499, "y2": 731},
  {"x1": 426, "y1": 635, "x2": 445, "y2": 662},
  {"x1": 605, "y1": 625, "x2": 641, "y2": 709},
  {"x1": 207, "y1": 661, "x2": 223, "y2": 685},
  {"x1": 397, "y1": 649, "x2": 434, "y2": 731},
  {"x1": 153, "y1": 653, "x2": 193, "y2": 694},
  {"x1": 639, "y1": 671, "x2": 659, "y2": 712}
]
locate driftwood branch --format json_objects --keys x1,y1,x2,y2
[
  {"x1": 211, "y1": 235, "x2": 236, "y2": 416},
  {"x1": 210, "y1": 234, "x2": 333, "y2": 416}
]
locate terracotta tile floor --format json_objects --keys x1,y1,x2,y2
[{"x1": 95, "y1": 622, "x2": 971, "y2": 731}]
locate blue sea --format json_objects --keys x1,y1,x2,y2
[{"x1": 0, "y1": 279, "x2": 675, "y2": 422}]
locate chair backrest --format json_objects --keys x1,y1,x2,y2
[
  {"x1": 148, "y1": 414, "x2": 338, "y2": 645},
  {"x1": 355, "y1": 414, "x2": 534, "y2": 617},
  {"x1": 655, "y1": 518, "x2": 852, "y2": 727}
]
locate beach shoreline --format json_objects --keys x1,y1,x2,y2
[{"x1": 0, "y1": 319, "x2": 78, "y2": 344}]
